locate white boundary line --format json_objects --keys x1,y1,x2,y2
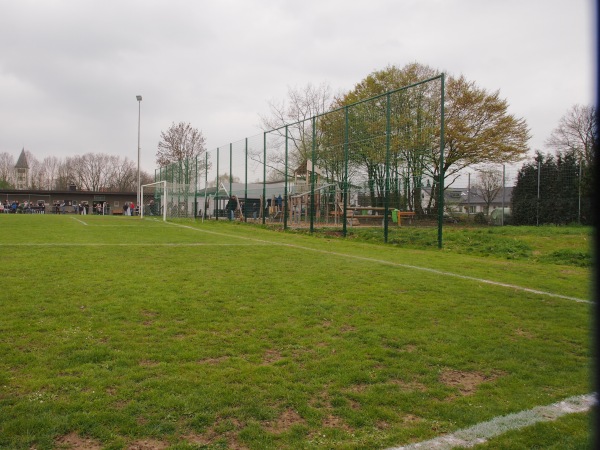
[
  {"x1": 0, "y1": 243, "x2": 264, "y2": 247},
  {"x1": 70, "y1": 217, "x2": 88, "y2": 226},
  {"x1": 165, "y1": 222, "x2": 591, "y2": 304},
  {"x1": 391, "y1": 393, "x2": 596, "y2": 449}
]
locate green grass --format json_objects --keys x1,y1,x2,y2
[{"x1": 0, "y1": 215, "x2": 592, "y2": 449}]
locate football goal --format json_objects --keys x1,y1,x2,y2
[
  {"x1": 141, "y1": 181, "x2": 167, "y2": 221},
  {"x1": 141, "y1": 180, "x2": 197, "y2": 221}
]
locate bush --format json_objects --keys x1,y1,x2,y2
[{"x1": 474, "y1": 212, "x2": 488, "y2": 224}]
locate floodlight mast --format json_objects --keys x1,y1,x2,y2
[{"x1": 136, "y1": 95, "x2": 142, "y2": 213}]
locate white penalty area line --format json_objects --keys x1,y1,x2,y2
[
  {"x1": 391, "y1": 393, "x2": 596, "y2": 450},
  {"x1": 164, "y1": 222, "x2": 590, "y2": 304}
]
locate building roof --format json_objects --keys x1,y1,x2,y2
[{"x1": 15, "y1": 148, "x2": 29, "y2": 169}]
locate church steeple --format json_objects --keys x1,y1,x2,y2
[{"x1": 14, "y1": 148, "x2": 29, "y2": 189}]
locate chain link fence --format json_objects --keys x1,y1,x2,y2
[
  {"x1": 153, "y1": 75, "x2": 590, "y2": 248},
  {"x1": 155, "y1": 76, "x2": 446, "y2": 246}
]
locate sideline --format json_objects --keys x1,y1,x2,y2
[
  {"x1": 0, "y1": 242, "x2": 264, "y2": 247},
  {"x1": 391, "y1": 393, "x2": 595, "y2": 449},
  {"x1": 165, "y1": 222, "x2": 591, "y2": 304}
]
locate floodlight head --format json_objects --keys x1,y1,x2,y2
[{"x1": 136, "y1": 95, "x2": 142, "y2": 101}]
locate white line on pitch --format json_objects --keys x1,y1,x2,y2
[
  {"x1": 390, "y1": 393, "x2": 595, "y2": 449},
  {"x1": 0, "y1": 243, "x2": 265, "y2": 247},
  {"x1": 70, "y1": 217, "x2": 88, "y2": 226},
  {"x1": 165, "y1": 222, "x2": 590, "y2": 304}
]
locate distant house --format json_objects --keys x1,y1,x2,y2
[
  {"x1": 459, "y1": 186, "x2": 513, "y2": 216},
  {"x1": 422, "y1": 186, "x2": 513, "y2": 216}
]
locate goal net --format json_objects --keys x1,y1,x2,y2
[
  {"x1": 141, "y1": 180, "x2": 196, "y2": 221},
  {"x1": 141, "y1": 181, "x2": 167, "y2": 220}
]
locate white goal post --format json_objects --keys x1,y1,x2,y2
[{"x1": 141, "y1": 181, "x2": 167, "y2": 221}]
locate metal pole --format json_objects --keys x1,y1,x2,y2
[
  {"x1": 535, "y1": 161, "x2": 542, "y2": 226},
  {"x1": 437, "y1": 74, "x2": 445, "y2": 249},
  {"x1": 216, "y1": 148, "x2": 220, "y2": 221},
  {"x1": 284, "y1": 125, "x2": 288, "y2": 230},
  {"x1": 263, "y1": 133, "x2": 266, "y2": 225},
  {"x1": 467, "y1": 172, "x2": 471, "y2": 219},
  {"x1": 384, "y1": 93, "x2": 391, "y2": 243},
  {"x1": 501, "y1": 164, "x2": 505, "y2": 226},
  {"x1": 343, "y1": 106, "x2": 349, "y2": 237},
  {"x1": 136, "y1": 95, "x2": 142, "y2": 215},
  {"x1": 244, "y1": 138, "x2": 248, "y2": 223},
  {"x1": 203, "y1": 152, "x2": 208, "y2": 222},
  {"x1": 578, "y1": 159, "x2": 582, "y2": 223},
  {"x1": 310, "y1": 117, "x2": 316, "y2": 233}
]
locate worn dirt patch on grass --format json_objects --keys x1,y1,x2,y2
[
  {"x1": 323, "y1": 414, "x2": 353, "y2": 432},
  {"x1": 127, "y1": 439, "x2": 169, "y2": 450},
  {"x1": 54, "y1": 432, "x2": 102, "y2": 450},
  {"x1": 514, "y1": 327, "x2": 535, "y2": 339},
  {"x1": 264, "y1": 408, "x2": 305, "y2": 433},
  {"x1": 439, "y1": 368, "x2": 502, "y2": 395},
  {"x1": 262, "y1": 349, "x2": 283, "y2": 365},
  {"x1": 185, "y1": 418, "x2": 247, "y2": 449}
]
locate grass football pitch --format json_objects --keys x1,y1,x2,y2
[{"x1": 0, "y1": 215, "x2": 592, "y2": 449}]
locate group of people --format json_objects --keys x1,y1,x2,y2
[
  {"x1": 0, "y1": 200, "x2": 43, "y2": 214},
  {"x1": 122, "y1": 201, "x2": 137, "y2": 216}
]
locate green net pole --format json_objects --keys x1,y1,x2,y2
[
  {"x1": 284, "y1": 125, "x2": 289, "y2": 230},
  {"x1": 244, "y1": 137, "x2": 248, "y2": 223},
  {"x1": 262, "y1": 133, "x2": 266, "y2": 225},
  {"x1": 178, "y1": 160, "x2": 182, "y2": 216},
  {"x1": 229, "y1": 143, "x2": 232, "y2": 204},
  {"x1": 384, "y1": 92, "x2": 391, "y2": 243},
  {"x1": 310, "y1": 117, "x2": 316, "y2": 233},
  {"x1": 437, "y1": 74, "x2": 445, "y2": 249},
  {"x1": 216, "y1": 147, "x2": 220, "y2": 221},
  {"x1": 204, "y1": 151, "x2": 208, "y2": 222},
  {"x1": 343, "y1": 106, "x2": 349, "y2": 237}
]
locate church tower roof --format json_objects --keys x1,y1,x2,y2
[{"x1": 15, "y1": 148, "x2": 29, "y2": 169}]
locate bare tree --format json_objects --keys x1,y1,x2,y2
[
  {"x1": 41, "y1": 156, "x2": 61, "y2": 190},
  {"x1": 259, "y1": 82, "x2": 334, "y2": 174},
  {"x1": 473, "y1": 167, "x2": 503, "y2": 216},
  {"x1": 0, "y1": 152, "x2": 15, "y2": 187},
  {"x1": 546, "y1": 104, "x2": 595, "y2": 166},
  {"x1": 55, "y1": 157, "x2": 78, "y2": 190},
  {"x1": 156, "y1": 122, "x2": 209, "y2": 187},
  {"x1": 157, "y1": 122, "x2": 207, "y2": 165},
  {"x1": 105, "y1": 156, "x2": 137, "y2": 191},
  {"x1": 25, "y1": 151, "x2": 44, "y2": 189}
]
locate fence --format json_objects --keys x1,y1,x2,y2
[
  {"x1": 156, "y1": 75, "x2": 447, "y2": 247},
  {"x1": 153, "y1": 75, "x2": 590, "y2": 248},
  {"x1": 442, "y1": 153, "x2": 591, "y2": 226}
]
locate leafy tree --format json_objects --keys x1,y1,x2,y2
[{"x1": 332, "y1": 63, "x2": 530, "y2": 214}]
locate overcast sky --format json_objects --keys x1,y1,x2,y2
[{"x1": 0, "y1": 0, "x2": 594, "y2": 173}]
